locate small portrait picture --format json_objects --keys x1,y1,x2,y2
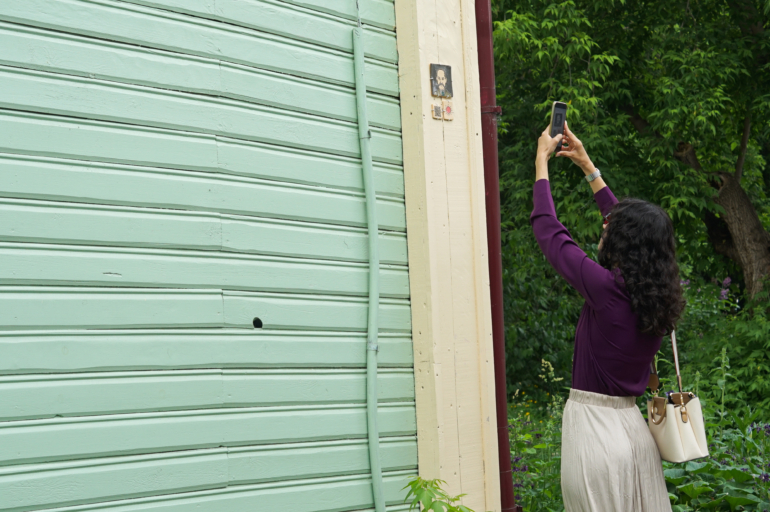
[{"x1": 430, "y1": 64, "x2": 453, "y2": 98}]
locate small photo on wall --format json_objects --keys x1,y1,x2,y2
[{"x1": 430, "y1": 64, "x2": 453, "y2": 98}]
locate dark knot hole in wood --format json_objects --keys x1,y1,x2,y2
[{"x1": 252, "y1": 317, "x2": 263, "y2": 328}]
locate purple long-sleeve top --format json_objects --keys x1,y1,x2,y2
[{"x1": 530, "y1": 179, "x2": 660, "y2": 397}]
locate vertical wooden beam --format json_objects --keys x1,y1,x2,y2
[{"x1": 395, "y1": 0, "x2": 501, "y2": 509}]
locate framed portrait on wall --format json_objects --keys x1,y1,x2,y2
[{"x1": 430, "y1": 64, "x2": 453, "y2": 98}]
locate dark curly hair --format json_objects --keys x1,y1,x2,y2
[{"x1": 598, "y1": 198, "x2": 685, "y2": 337}]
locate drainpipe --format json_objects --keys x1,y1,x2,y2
[
  {"x1": 352, "y1": 26, "x2": 386, "y2": 512},
  {"x1": 474, "y1": 1, "x2": 520, "y2": 511}
]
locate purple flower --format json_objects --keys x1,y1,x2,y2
[
  {"x1": 720, "y1": 289, "x2": 728, "y2": 300},
  {"x1": 680, "y1": 279, "x2": 691, "y2": 286},
  {"x1": 722, "y1": 277, "x2": 732, "y2": 288},
  {"x1": 513, "y1": 456, "x2": 523, "y2": 463},
  {"x1": 761, "y1": 473, "x2": 770, "y2": 483},
  {"x1": 513, "y1": 483, "x2": 524, "y2": 488}
]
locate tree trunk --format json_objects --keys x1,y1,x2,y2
[{"x1": 713, "y1": 173, "x2": 770, "y2": 298}]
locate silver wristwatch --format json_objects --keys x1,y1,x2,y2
[{"x1": 585, "y1": 169, "x2": 601, "y2": 182}]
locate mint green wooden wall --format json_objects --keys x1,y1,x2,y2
[{"x1": 0, "y1": 0, "x2": 417, "y2": 510}]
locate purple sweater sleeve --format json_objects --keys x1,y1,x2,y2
[{"x1": 530, "y1": 180, "x2": 619, "y2": 309}]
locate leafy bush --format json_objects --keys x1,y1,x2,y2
[
  {"x1": 492, "y1": 0, "x2": 770, "y2": 409},
  {"x1": 509, "y1": 355, "x2": 770, "y2": 511},
  {"x1": 402, "y1": 477, "x2": 476, "y2": 512},
  {"x1": 674, "y1": 281, "x2": 770, "y2": 420}
]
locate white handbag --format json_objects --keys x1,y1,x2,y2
[{"x1": 646, "y1": 331, "x2": 709, "y2": 463}]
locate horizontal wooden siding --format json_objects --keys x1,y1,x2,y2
[{"x1": 0, "y1": 0, "x2": 416, "y2": 511}]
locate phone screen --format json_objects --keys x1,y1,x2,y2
[{"x1": 550, "y1": 102, "x2": 568, "y2": 149}]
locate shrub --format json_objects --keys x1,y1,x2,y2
[
  {"x1": 402, "y1": 477, "x2": 476, "y2": 512},
  {"x1": 509, "y1": 350, "x2": 770, "y2": 511}
]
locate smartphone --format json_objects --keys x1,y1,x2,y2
[{"x1": 550, "y1": 101, "x2": 568, "y2": 151}]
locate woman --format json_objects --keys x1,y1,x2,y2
[{"x1": 532, "y1": 122, "x2": 684, "y2": 511}]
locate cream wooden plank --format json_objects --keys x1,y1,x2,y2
[
  {"x1": 115, "y1": 0, "x2": 398, "y2": 63},
  {"x1": 0, "y1": 243, "x2": 410, "y2": 298},
  {"x1": 0, "y1": 154, "x2": 407, "y2": 232},
  {"x1": 402, "y1": 0, "x2": 465, "y2": 493},
  {"x1": 0, "y1": 404, "x2": 416, "y2": 466},
  {"x1": 0, "y1": 0, "x2": 399, "y2": 96},
  {"x1": 0, "y1": 23, "x2": 400, "y2": 130},
  {"x1": 0, "y1": 67, "x2": 403, "y2": 165},
  {"x1": 434, "y1": 0, "x2": 490, "y2": 508},
  {"x1": 0, "y1": 330, "x2": 414, "y2": 374},
  {"x1": 394, "y1": 0, "x2": 443, "y2": 486},
  {"x1": 0, "y1": 287, "x2": 223, "y2": 330},
  {"x1": 396, "y1": 0, "x2": 500, "y2": 509}
]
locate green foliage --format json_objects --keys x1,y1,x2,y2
[
  {"x1": 671, "y1": 282, "x2": 770, "y2": 419},
  {"x1": 508, "y1": 363, "x2": 566, "y2": 511},
  {"x1": 658, "y1": 354, "x2": 770, "y2": 510},
  {"x1": 402, "y1": 477, "x2": 475, "y2": 512},
  {"x1": 493, "y1": 0, "x2": 770, "y2": 506},
  {"x1": 492, "y1": 0, "x2": 770, "y2": 404},
  {"x1": 510, "y1": 349, "x2": 770, "y2": 511}
]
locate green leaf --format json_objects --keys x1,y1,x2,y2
[
  {"x1": 664, "y1": 468, "x2": 687, "y2": 485},
  {"x1": 724, "y1": 495, "x2": 760, "y2": 509},
  {"x1": 677, "y1": 481, "x2": 713, "y2": 499},
  {"x1": 685, "y1": 461, "x2": 710, "y2": 474},
  {"x1": 718, "y1": 468, "x2": 754, "y2": 484},
  {"x1": 696, "y1": 496, "x2": 725, "y2": 509}
]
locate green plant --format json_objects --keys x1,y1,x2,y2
[
  {"x1": 659, "y1": 343, "x2": 770, "y2": 510},
  {"x1": 492, "y1": 0, "x2": 770, "y2": 405},
  {"x1": 509, "y1": 362, "x2": 566, "y2": 511},
  {"x1": 402, "y1": 477, "x2": 475, "y2": 512}
]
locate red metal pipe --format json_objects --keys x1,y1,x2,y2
[{"x1": 473, "y1": 1, "x2": 520, "y2": 511}]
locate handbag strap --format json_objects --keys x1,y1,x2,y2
[{"x1": 648, "y1": 330, "x2": 683, "y2": 394}]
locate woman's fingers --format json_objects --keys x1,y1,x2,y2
[{"x1": 563, "y1": 121, "x2": 580, "y2": 144}]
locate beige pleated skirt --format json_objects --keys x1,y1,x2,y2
[{"x1": 561, "y1": 389, "x2": 671, "y2": 512}]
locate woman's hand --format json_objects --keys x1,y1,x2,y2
[
  {"x1": 556, "y1": 121, "x2": 595, "y2": 174},
  {"x1": 535, "y1": 126, "x2": 561, "y2": 181},
  {"x1": 537, "y1": 126, "x2": 563, "y2": 161}
]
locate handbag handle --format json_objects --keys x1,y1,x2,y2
[{"x1": 648, "y1": 330, "x2": 683, "y2": 394}]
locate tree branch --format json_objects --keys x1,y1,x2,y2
[
  {"x1": 705, "y1": 209, "x2": 740, "y2": 263},
  {"x1": 674, "y1": 142, "x2": 704, "y2": 173},
  {"x1": 735, "y1": 112, "x2": 751, "y2": 183}
]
